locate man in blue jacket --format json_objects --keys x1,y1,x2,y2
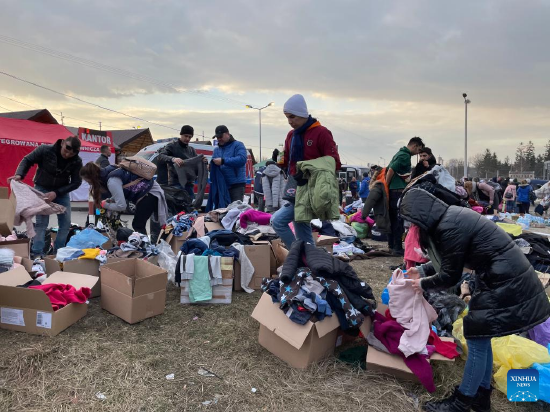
[
  {"x1": 212, "y1": 125, "x2": 248, "y2": 202},
  {"x1": 359, "y1": 172, "x2": 370, "y2": 202}
]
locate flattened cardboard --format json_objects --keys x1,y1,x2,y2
[
  {"x1": 204, "y1": 222, "x2": 224, "y2": 232},
  {"x1": 0, "y1": 238, "x2": 31, "y2": 259},
  {"x1": 0, "y1": 267, "x2": 97, "y2": 336},
  {"x1": 166, "y1": 232, "x2": 191, "y2": 255},
  {"x1": 315, "y1": 235, "x2": 338, "y2": 253},
  {"x1": 234, "y1": 242, "x2": 273, "y2": 291},
  {"x1": 100, "y1": 259, "x2": 167, "y2": 324},
  {"x1": 251, "y1": 293, "x2": 340, "y2": 369},
  {"x1": 0, "y1": 187, "x2": 16, "y2": 237}
]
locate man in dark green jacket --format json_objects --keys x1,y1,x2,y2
[{"x1": 385, "y1": 136, "x2": 424, "y2": 255}]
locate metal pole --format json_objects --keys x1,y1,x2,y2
[
  {"x1": 259, "y1": 109, "x2": 262, "y2": 161},
  {"x1": 464, "y1": 102, "x2": 468, "y2": 178}
]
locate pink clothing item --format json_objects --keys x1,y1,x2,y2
[
  {"x1": 28, "y1": 283, "x2": 91, "y2": 311},
  {"x1": 503, "y1": 184, "x2": 517, "y2": 201},
  {"x1": 388, "y1": 269, "x2": 438, "y2": 358},
  {"x1": 10, "y1": 181, "x2": 66, "y2": 238},
  {"x1": 373, "y1": 311, "x2": 436, "y2": 392},
  {"x1": 472, "y1": 206, "x2": 484, "y2": 214},
  {"x1": 192, "y1": 216, "x2": 206, "y2": 238},
  {"x1": 0, "y1": 231, "x2": 18, "y2": 242},
  {"x1": 239, "y1": 209, "x2": 272, "y2": 229},
  {"x1": 404, "y1": 225, "x2": 429, "y2": 266},
  {"x1": 350, "y1": 212, "x2": 375, "y2": 227}
]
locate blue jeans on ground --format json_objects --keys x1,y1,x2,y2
[
  {"x1": 458, "y1": 337, "x2": 493, "y2": 397},
  {"x1": 271, "y1": 202, "x2": 314, "y2": 249},
  {"x1": 31, "y1": 185, "x2": 72, "y2": 256}
]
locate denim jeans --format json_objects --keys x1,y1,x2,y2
[
  {"x1": 271, "y1": 202, "x2": 314, "y2": 249},
  {"x1": 458, "y1": 337, "x2": 493, "y2": 397},
  {"x1": 505, "y1": 200, "x2": 515, "y2": 213},
  {"x1": 32, "y1": 185, "x2": 72, "y2": 256},
  {"x1": 389, "y1": 189, "x2": 404, "y2": 251}
]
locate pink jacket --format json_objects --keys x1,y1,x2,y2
[
  {"x1": 503, "y1": 184, "x2": 516, "y2": 201},
  {"x1": 11, "y1": 181, "x2": 66, "y2": 238},
  {"x1": 388, "y1": 269, "x2": 438, "y2": 357},
  {"x1": 404, "y1": 225, "x2": 429, "y2": 266}
]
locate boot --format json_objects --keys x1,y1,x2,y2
[
  {"x1": 471, "y1": 386, "x2": 492, "y2": 412},
  {"x1": 423, "y1": 387, "x2": 474, "y2": 412}
]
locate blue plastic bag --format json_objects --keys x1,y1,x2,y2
[{"x1": 66, "y1": 228, "x2": 108, "y2": 249}]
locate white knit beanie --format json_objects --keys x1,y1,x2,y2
[{"x1": 283, "y1": 94, "x2": 309, "y2": 118}]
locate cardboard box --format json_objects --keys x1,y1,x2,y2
[
  {"x1": 204, "y1": 221, "x2": 224, "y2": 232},
  {"x1": 0, "y1": 266, "x2": 98, "y2": 336},
  {"x1": 0, "y1": 238, "x2": 31, "y2": 259},
  {"x1": 44, "y1": 256, "x2": 128, "y2": 298},
  {"x1": 270, "y1": 239, "x2": 288, "y2": 268},
  {"x1": 365, "y1": 304, "x2": 455, "y2": 383},
  {"x1": 165, "y1": 232, "x2": 191, "y2": 255},
  {"x1": 251, "y1": 293, "x2": 341, "y2": 369},
  {"x1": 100, "y1": 259, "x2": 167, "y2": 324},
  {"x1": 234, "y1": 241, "x2": 274, "y2": 291},
  {"x1": 0, "y1": 187, "x2": 16, "y2": 237},
  {"x1": 315, "y1": 235, "x2": 339, "y2": 254},
  {"x1": 180, "y1": 257, "x2": 234, "y2": 304}
]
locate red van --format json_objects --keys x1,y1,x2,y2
[{"x1": 136, "y1": 138, "x2": 255, "y2": 208}]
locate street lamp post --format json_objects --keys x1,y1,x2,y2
[
  {"x1": 463, "y1": 93, "x2": 471, "y2": 179},
  {"x1": 246, "y1": 102, "x2": 274, "y2": 161}
]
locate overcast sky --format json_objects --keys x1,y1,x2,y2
[{"x1": 1, "y1": 0, "x2": 550, "y2": 166}]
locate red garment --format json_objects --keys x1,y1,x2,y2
[
  {"x1": 428, "y1": 330, "x2": 460, "y2": 359},
  {"x1": 282, "y1": 123, "x2": 341, "y2": 175},
  {"x1": 29, "y1": 284, "x2": 91, "y2": 311},
  {"x1": 373, "y1": 311, "x2": 436, "y2": 392},
  {"x1": 239, "y1": 209, "x2": 272, "y2": 228}
]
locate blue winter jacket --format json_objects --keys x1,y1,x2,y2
[
  {"x1": 517, "y1": 184, "x2": 532, "y2": 203},
  {"x1": 212, "y1": 137, "x2": 247, "y2": 187},
  {"x1": 359, "y1": 177, "x2": 370, "y2": 198}
]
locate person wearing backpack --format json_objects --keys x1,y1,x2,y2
[
  {"x1": 80, "y1": 162, "x2": 168, "y2": 236},
  {"x1": 502, "y1": 183, "x2": 517, "y2": 213}
]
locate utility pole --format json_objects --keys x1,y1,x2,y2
[
  {"x1": 60, "y1": 111, "x2": 64, "y2": 125},
  {"x1": 99, "y1": 121, "x2": 102, "y2": 131},
  {"x1": 463, "y1": 93, "x2": 471, "y2": 179}
]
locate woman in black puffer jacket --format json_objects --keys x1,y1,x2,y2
[{"x1": 400, "y1": 187, "x2": 550, "y2": 412}]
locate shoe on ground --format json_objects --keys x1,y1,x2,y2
[{"x1": 423, "y1": 386, "x2": 474, "y2": 412}]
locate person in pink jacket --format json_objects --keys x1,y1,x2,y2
[{"x1": 502, "y1": 183, "x2": 517, "y2": 213}]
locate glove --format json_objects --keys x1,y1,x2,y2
[{"x1": 101, "y1": 200, "x2": 107, "y2": 209}]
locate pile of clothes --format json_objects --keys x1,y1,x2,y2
[
  {"x1": 55, "y1": 247, "x2": 108, "y2": 264},
  {"x1": 512, "y1": 232, "x2": 550, "y2": 273},
  {"x1": 107, "y1": 232, "x2": 159, "y2": 259},
  {"x1": 368, "y1": 269, "x2": 460, "y2": 392},
  {"x1": 175, "y1": 229, "x2": 256, "y2": 293},
  {"x1": 16, "y1": 280, "x2": 91, "y2": 311},
  {"x1": 262, "y1": 240, "x2": 376, "y2": 331},
  {"x1": 164, "y1": 211, "x2": 199, "y2": 237}
]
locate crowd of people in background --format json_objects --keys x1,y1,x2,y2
[{"x1": 5, "y1": 92, "x2": 549, "y2": 412}]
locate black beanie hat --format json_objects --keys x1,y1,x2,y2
[{"x1": 180, "y1": 125, "x2": 194, "y2": 136}]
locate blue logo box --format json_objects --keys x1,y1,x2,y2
[{"x1": 507, "y1": 369, "x2": 539, "y2": 402}]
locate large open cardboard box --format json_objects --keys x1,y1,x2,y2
[
  {"x1": 270, "y1": 239, "x2": 288, "y2": 268},
  {"x1": 0, "y1": 266, "x2": 97, "y2": 336},
  {"x1": 251, "y1": 292, "x2": 341, "y2": 369},
  {"x1": 44, "y1": 256, "x2": 128, "y2": 298},
  {"x1": 0, "y1": 187, "x2": 16, "y2": 237},
  {"x1": 0, "y1": 238, "x2": 31, "y2": 258},
  {"x1": 234, "y1": 241, "x2": 274, "y2": 291},
  {"x1": 100, "y1": 259, "x2": 167, "y2": 324},
  {"x1": 180, "y1": 257, "x2": 234, "y2": 304}
]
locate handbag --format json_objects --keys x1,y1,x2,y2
[
  {"x1": 282, "y1": 175, "x2": 297, "y2": 203},
  {"x1": 504, "y1": 191, "x2": 513, "y2": 199}
]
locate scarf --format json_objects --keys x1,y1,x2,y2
[{"x1": 289, "y1": 116, "x2": 317, "y2": 172}]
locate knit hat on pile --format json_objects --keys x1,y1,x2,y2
[
  {"x1": 283, "y1": 94, "x2": 309, "y2": 118},
  {"x1": 180, "y1": 125, "x2": 194, "y2": 136}
]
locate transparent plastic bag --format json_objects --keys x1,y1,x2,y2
[
  {"x1": 351, "y1": 222, "x2": 369, "y2": 239},
  {"x1": 157, "y1": 240, "x2": 177, "y2": 284}
]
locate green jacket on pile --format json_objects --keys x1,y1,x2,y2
[{"x1": 294, "y1": 156, "x2": 340, "y2": 223}]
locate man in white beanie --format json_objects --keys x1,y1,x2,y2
[{"x1": 272, "y1": 94, "x2": 341, "y2": 248}]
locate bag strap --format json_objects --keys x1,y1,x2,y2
[{"x1": 123, "y1": 178, "x2": 143, "y2": 188}]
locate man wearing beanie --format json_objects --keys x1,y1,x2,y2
[
  {"x1": 155, "y1": 125, "x2": 206, "y2": 199},
  {"x1": 211, "y1": 125, "x2": 248, "y2": 202},
  {"x1": 272, "y1": 94, "x2": 341, "y2": 248}
]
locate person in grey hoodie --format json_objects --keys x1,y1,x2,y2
[{"x1": 262, "y1": 161, "x2": 286, "y2": 212}]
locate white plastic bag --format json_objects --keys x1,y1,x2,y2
[{"x1": 157, "y1": 240, "x2": 177, "y2": 284}]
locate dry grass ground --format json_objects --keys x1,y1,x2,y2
[{"x1": 0, "y1": 243, "x2": 546, "y2": 411}]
